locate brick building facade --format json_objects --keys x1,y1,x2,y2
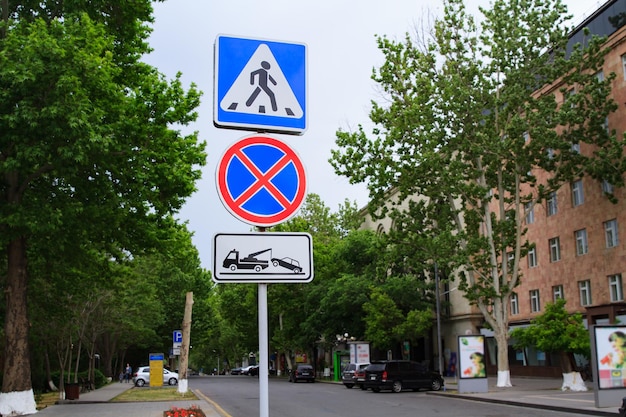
[{"x1": 361, "y1": 0, "x2": 626, "y2": 377}]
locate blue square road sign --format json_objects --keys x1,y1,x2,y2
[{"x1": 214, "y1": 35, "x2": 307, "y2": 135}]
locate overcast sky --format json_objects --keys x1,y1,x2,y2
[{"x1": 144, "y1": 0, "x2": 604, "y2": 270}]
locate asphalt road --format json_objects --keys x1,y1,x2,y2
[{"x1": 195, "y1": 375, "x2": 595, "y2": 417}]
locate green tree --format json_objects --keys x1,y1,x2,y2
[
  {"x1": 0, "y1": 3, "x2": 205, "y2": 413},
  {"x1": 330, "y1": 0, "x2": 625, "y2": 387},
  {"x1": 511, "y1": 299, "x2": 590, "y2": 388},
  {"x1": 363, "y1": 289, "x2": 404, "y2": 350}
]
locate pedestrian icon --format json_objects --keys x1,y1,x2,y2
[
  {"x1": 219, "y1": 43, "x2": 303, "y2": 119},
  {"x1": 246, "y1": 61, "x2": 277, "y2": 112}
]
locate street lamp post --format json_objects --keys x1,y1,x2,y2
[
  {"x1": 434, "y1": 262, "x2": 444, "y2": 377},
  {"x1": 212, "y1": 350, "x2": 220, "y2": 376}
]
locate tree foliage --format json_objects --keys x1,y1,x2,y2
[
  {"x1": 330, "y1": 0, "x2": 625, "y2": 383},
  {"x1": 0, "y1": 2, "x2": 206, "y2": 411},
  {"x1": 510, "y1": 298, "x2": 590, "y2": 372}
]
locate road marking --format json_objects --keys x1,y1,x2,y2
[{"x1": 194, "y1": 389, "x2": 233, "y2": 417}]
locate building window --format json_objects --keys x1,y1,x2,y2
[
  {"x1": 622, "y1": 54, "x2": 626, "y2": 79},
  {"x1": 602, "y1": 180, "x2": 614, "y2": 195},
  {"x1": 523, "y1": 131, "x2": 530, "y2": 142},
  {"x1": 527, "y1": 247, "x2": 537, "y2": 268},
  {"x1": 507, "y1": 251, "x2": 514, "y2": 265},
  {"x1": 579, "y1": 280, "x2": 592, "y2": 306},
  {"x1": 530, "y1": 289, "x2": 540, "y2": 313},
  {"x1": 575, "y1": 229, "x2": 588, "y2": 256},
  {"x1": 609, "y1": 274, "x2": 623, "y2": 302},
  {"x1": 571, "y1": 142, "x2": 580, "y2": 153},
  {"x1": 605, "y1": 219, "x2": 619, "y2": 248},
  {"x1": 549, "y1": 237, "x2": 561, "y2": 262},
  {"x1": 510, "y1": 293, "x2": 519, "y2": 315},
  {"x1": 596, "y1": 70, "x2": 605, "y2": 82},
  {"x1": 547, "y1": 192, "x2": 557, "y2": 216},
  {"x1": 553, "y1": 285, "x2": 564, "y2": 301},
  {"x1": 571, "y1": 180, "x2": 584, "y2": 206},
  {"x1": 525, "y1": 202, "x2": 534, "y2": 224}
]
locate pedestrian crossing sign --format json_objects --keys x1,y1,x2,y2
[{"x1": 214, "y1": 35, "x2": 307, "y2": 135}]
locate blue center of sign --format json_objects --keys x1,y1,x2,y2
[{"x1": 226, "y1": 144, "x2": 299, "y2": 215}]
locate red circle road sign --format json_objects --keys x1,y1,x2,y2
[{"x1": 216, "y1": 135, "x2": 307, "y2": 227}]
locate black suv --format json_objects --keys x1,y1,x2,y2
[
  {"x1": 363, "y1": 360, "x2": 443, "y2": 393},
  {"x1": 288, "y1": 364, "x2": 315, "y2": 383}
]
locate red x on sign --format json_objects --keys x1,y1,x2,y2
[{"x1": 216, "y1": 135, "x2": 307, "y2": 227}]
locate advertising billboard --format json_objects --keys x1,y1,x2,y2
[
  {"x1": 458, "y1": 335, "x2": 486, "y2": 379},
  {"x1": 595, "y1": 325, "x2": 626, "y2": 389}
]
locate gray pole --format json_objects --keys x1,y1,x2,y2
[{"x1": 434, "y1": 262, "x2": 444, "y2": 376}]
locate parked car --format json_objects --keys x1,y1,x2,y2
[
  {"x1": 240, "y1": 365, "x2": 255, "y2": 375},
  {"x1": 248, "y1": 365, "x2": 260, "y2": 376},
  {"x1": 341, "y1": 362, "x2": 370, "y2": 389},
  {"x1": 363, "y1": 360, "x2": 443, "y2": 393},
  {"x1": 132, "y1": 366, "x2": 179, "y2": 387},
  {"x1": 288, "y1": 364, "x2": 315, "y2": 383},
  {"x1": 230, "y1": 367, "x2": 243, "y2": 375},
  {"x1": 353, "y1": 365, "x2": 369, "y2": 390}
]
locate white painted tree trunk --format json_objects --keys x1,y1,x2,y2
[
  {"x1": 497, "y1": 370, "x2": 512, "y2": 387},
  {"x1": 561, "y1": 372, "x2": 588, "y2": 391},
  {"x1": 178, "y1": 379, "x2": 189, "y2": 393},
  {"x1": 494, "y1": 328, "x2": 512, "y2": 387},
  {"x1": 0, "y1": 389, "x2": 38, "y2": 416}
]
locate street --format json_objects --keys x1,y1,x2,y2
[{"x1": 193, "y1": 375, "x2": 594, "y2": 417}]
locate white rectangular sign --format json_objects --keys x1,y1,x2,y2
[{"x1": 212, "y1": 232, "x2": 313, "y2": 283}]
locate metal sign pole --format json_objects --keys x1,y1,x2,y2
[{"x1": 258, "y1": 283, "x2": 269, "y2": 417}]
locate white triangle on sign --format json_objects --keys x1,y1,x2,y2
[{"x1": 220, "y1": 44, "x2": 303, "y2": 118}]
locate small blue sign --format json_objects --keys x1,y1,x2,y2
[
  {"x1": 173, "y1": 330, "x2": 182, "y2": 344},
  {"x1": 214, "y1": 35, "x2": 307, "y2": 135}
]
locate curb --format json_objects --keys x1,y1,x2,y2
[{"x1": 427, "y1": 391, "x2": 618, "y2": 417}]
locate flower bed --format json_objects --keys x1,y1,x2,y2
[{"x1": 163, "y1": 405, "x2": 206, "y2": 417}]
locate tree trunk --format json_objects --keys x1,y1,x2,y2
[
  {"x1": 494, "y1": 326, "x2": 512, "y2": 387},
  {"x1": 0, "y1": 236, "x2": 37, "y2": 415},
  {"x1": 178, "y1": 292, "x2": 193, "y2": 394}
]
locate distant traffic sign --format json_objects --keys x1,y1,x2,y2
[
  {"x1": 212, "y1": 233, "x2": 313, "y2": 283},
  {"x1": 216, "y1": 135, "x2": 307, "y2": 227},
  {"x1": 214, "y1": 35, "x2": 307, "y2": 135}
]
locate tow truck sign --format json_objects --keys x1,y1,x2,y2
[{"x1": 212, "y1": 232, "x2": 313, "y2": 283}]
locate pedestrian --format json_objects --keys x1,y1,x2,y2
[
  {"x1": 119, "y1": 371, "x2": 124, "y2": 383},
  {"x1": 125, "y1": 363, "x2": 132, "y2": 383}
]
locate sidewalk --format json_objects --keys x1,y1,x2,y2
[
  {"x1": 429, "y1": 376, "x2": 623, "y2": 416},
  {"x1": 35, "y1": 381, "x2": 221, "y2": 417}
]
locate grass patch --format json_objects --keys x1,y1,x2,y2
[
  {"x1": 35, "y1": 391, "x2": 59, "y2": 410},
  {"x1": 111, "y1": 387, "x2": 198, "y2": 402}
]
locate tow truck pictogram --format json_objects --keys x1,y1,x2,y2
[{"x1": 223, "y1": 248, "x2": 271, "y2": 272}]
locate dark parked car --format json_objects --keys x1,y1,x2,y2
[
  {"x1": 289, "y1": 364, "x2": 315, "y2": 383},
  {"x1": 363, "y1": 360, "x2": 443, "y2": 393},
  {"x1": 341, "y1": 362, "x2": 369, "y2": 389}
]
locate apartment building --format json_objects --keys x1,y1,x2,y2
[
  {"x1": 361, "y1": 0, "x2": 626, "y2": 377},
  {"x1": 508, "y1": 0, "x2": 626, "y2": 376}
]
